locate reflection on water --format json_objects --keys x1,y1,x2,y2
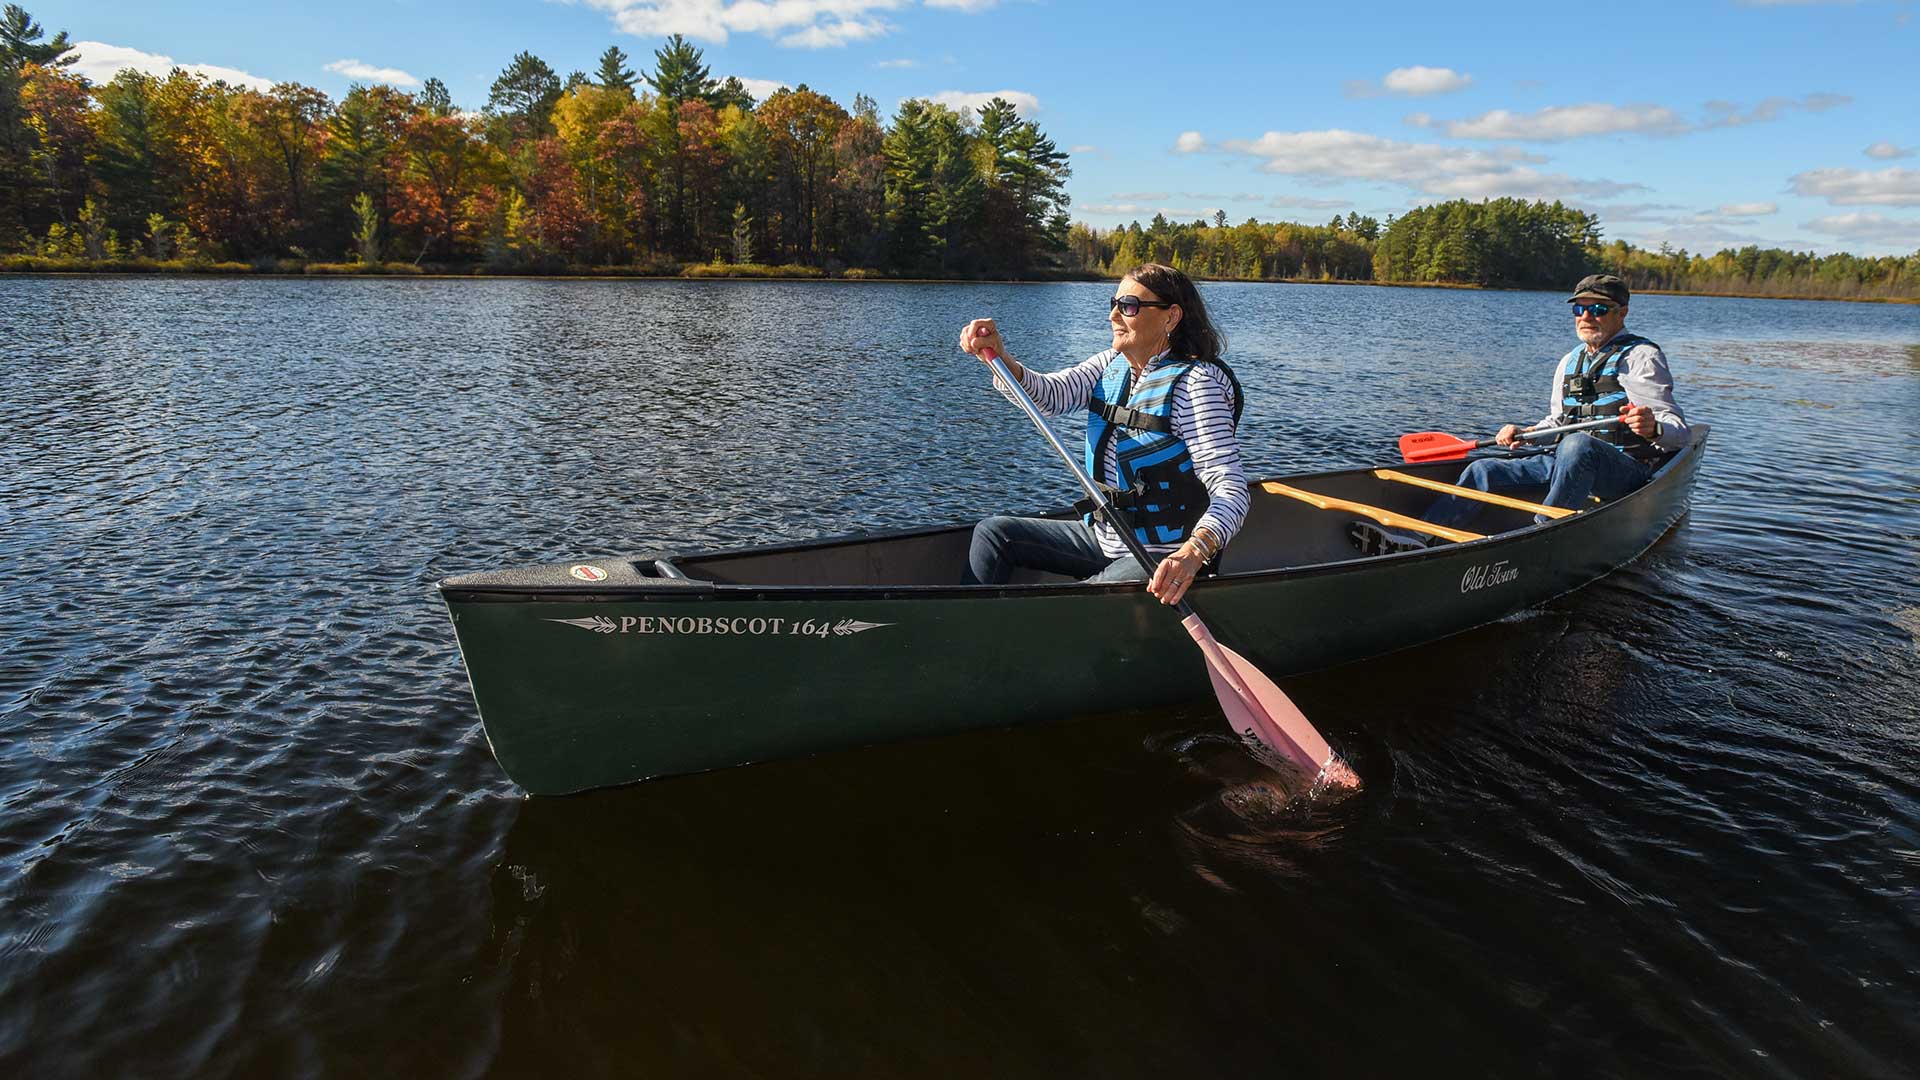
[{"x1": 1, "y1": 278, "x2": 1916, "y2": 1076}]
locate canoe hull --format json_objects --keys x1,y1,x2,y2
[{"x1": 442, "y1": 432, "x2": 1706, "y2": 794}]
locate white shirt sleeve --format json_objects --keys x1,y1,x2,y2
[
  {"x1": 1617, "y1": 344, "x2": 1691, "y2": 451},
  {"x1": 1171, "y1": 364, "x2": 1250, "y2": 548}
]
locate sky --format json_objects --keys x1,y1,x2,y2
[{"x1": 32, "y1": 0, "x2": 1920, "y2": 257}]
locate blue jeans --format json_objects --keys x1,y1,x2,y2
[
  {"x1": 963, "y1": 515, "x2": 1147, "y2": 585},
  {"x1": 1427, "y1": 433, "x2": 1654, "y2": 529}
]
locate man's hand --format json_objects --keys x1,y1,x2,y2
[
  {"x1": 1494, "y1": 423, "x2": 1525, "y2": 447},
  {"x1": 1620, "y1": 403, "x2": 1658, "y2": 439}
]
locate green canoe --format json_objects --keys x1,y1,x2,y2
[{"x1": 440, "y1": 429, "x2": 1707, "y2": 794}]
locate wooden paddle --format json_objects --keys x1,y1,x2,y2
[
  {"x1": 1399, "y1": 416, "x2": 1626, "y2": 463},
  {"x1": 981, "y1": 346, "x2": 1359, "y2": 790}
]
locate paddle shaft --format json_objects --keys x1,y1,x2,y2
[
  {"x1": 982, "y1": 345, "x2": 1348, "y2": 780},
  {"x1": 1487, "y1": 415, "x2": 1626, "y2": 448},
  {"x1": 983, "y1": 350, "x2": 1195, "y2": 615}
]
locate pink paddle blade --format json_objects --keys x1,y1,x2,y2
[{"x1": 1181, "y1": 615, "x2": 1361, "y2": 791}]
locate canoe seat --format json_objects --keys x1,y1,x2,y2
[
  {"x1": 1370, "y1": 469, "x2": 1577, "y2": 519},
  {"x1": 1259, "y1": 483, "x2": 1484, "y2": 543}
]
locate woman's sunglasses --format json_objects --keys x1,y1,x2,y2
[
  {"x1": 1110, "y1": 296, "x2": 1174, "y2": 317},
  {"x1": 1571, "y1": 302, "x2": 1616, "y2": 317}
]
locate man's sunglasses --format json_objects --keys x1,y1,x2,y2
[
  {"x1": 1571, "y1": 302, "x2": 1617, "y2": 317},
  {"x1": 1110, "y1": 296, "x2": 1174, "y2": 317}
]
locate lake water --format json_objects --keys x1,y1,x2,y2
[{"x1": 2, "y1": 278, "x2": 1916, "y2": 1077}]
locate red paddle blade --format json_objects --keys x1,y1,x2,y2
[
  {"x1": 1181, "y1": 615, "x2": 1361, "y2": 791},
  {"x1": 1398, "y1": 430, "x2": 1474, "y2": 463}
]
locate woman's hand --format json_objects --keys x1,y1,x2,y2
[
  {"x1": 960, "y1": 319, "x2": 1012, "y2": 367},
  {"x1": 1148, "y1": 542, "x2": 1208, "y2": 606}
]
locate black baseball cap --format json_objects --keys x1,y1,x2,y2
[{"x1": 1567, "y1": 274, "x2": 1629, "y2": 306}]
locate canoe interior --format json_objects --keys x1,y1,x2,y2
[{"x1": 666, "y1": 456, "x2": 1547, "y2": 587}]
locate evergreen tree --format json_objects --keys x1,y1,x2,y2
[
  {"x1": 419, "y1": 77, "x2": 453, "y2": 117},
  {"x1": 595, "y1": 46, "x2": 635, "y2": 94},
  {"x1": 486, "y1": 51, "x2": 562, "y2": 143},
  {"x1": 712, "y1": 75, "x2": 755, "y2": 112},
  {"x1": 0, "y1": 5, "x2": 72, "y2": 69},
  {"x1": 352, "y1": 191, "x2": 380, "y2": 263},
  {"x1": 645, "y1": 34, "x2": 714, "y2": 105}
]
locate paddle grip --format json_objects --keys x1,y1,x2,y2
[{"x1": 982, "y1": 349, "x2": 1195, "y2": 616}]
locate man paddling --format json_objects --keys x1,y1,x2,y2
[{"x1": 1351, "y1": 273, "x2": 1692, "y2": 554}]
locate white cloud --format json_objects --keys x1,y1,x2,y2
[
  {"x1": 1347, "y1": 66, "x2": 1473, "y2": 98},
  {"x1": 874, "y1": 58, "x2": 917, "y2": 68},
  {"x1": 1435, "y1": 94, "x2": 1848, "y2": 142},
  {"x1": 1443, "y1": 103, "x2": 1689, "y2": 141},
  {"x1": 1382, "y1": 66, "x2": 1473, "y2": 96},
  {"x1": 1865, "y1": 140, "x2": 1915, "y2": 159},
  {"x1": 1081, "y1": 203, "x2": 1222, "y2": 221},
  {"x1": 736, "y1": 77, "x2": 788, "y2": 101},
  {"x1": 1718, "y1": 202, "x2": 1779, "y2": 216},
  {"x1": 928, "y1": 89, "x2": 1039, "y2": 116},
  {"x1": 1213, "y1": 128, "x2": 1639, "y2": 201},
  {"x1": 1269, "y1": 194, "x2": 1353, "y2": 210},
  {"x1": 586, "y1": 0, "x2": 1004, "y2": 48},
  {"x1": 1802, "y1": 212, "x2": 1920, "y2": 247},
  {"x1": 69, "y1": 40, "x2": 274, "y2": 91},
  {"x1": 1610, "y1": 222, "x2": 1770, "y2": 252},
  {"x1": 323, "y1": 59, "x2": 420, "y2": 87},
  {"x1": 1576, "y1": 202, "x2": 1690, "y2": 228},
  {"x1": 1111, "y1": 191, "x2": 1169, "y2": 200},
  {"x1": 1069, "y1": 144, "x2": 1098, "y2": 154},
  {"x1": 779, "y1": 18, "x2": 889, "y2": 47},
  {"x1": 1699, "y1": 93, "x2": 1849, "y2": 128},
  {"x1": 1174, "y1": 131, "x2": 1205, "y2": 153},
  {"x1": 1790, "y1": 166, "x2": 1920, "y2": 207}
]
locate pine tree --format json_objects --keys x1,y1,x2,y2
[
  {"x1": 352, "y1": 192, "x2": 380, "y2": 263},
  {"x1": 487, "y1": 52, "x2": 561, "y2": 143},
  {"x1": 419, "y1": 77, "x2": 453, "y2": 117},
  {"x1": 0, "y1": 5, "x2": 73, "y2": 69},
  {"x1": 595, "y1": 46, "x2": 635, "y2": 94},
  {"x1": 645, "y1": 34, "x2": 715, "y2": 106}
]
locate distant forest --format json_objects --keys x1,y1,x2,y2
[{"x1": 2, "y1": 5, "x2": 1915, "y2": 300}]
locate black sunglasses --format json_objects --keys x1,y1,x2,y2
[
  {"x1": 1571, "y1": 302, "x2": 1616, "y2": 317},
  {"x1": 1109, "y1": 296, "x2": 1173, "y2": 317}
]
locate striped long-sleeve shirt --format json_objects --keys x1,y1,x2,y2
[{"x1": 996, "y1": 348, "x2": 1251, "y2": 559}]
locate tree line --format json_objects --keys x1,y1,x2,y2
[
  {"x1": 2, "y1": 5, "x2": 1914, "y2": 298},
  {"x1": 1068, "y1": 199, "x2": 1919, "y2": 301},
  {"x1": 0, "y1": 8, "x2": 1072, "y2": 276}
]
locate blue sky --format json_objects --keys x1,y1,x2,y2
[{"x1": 36, "y1": 0, "x2": 1920, "y2": 256}]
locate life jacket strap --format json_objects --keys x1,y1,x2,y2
[{"x1": 1090, "y1": 398, "x2": 1173, "y2": 435}]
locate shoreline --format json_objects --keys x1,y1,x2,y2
[{"x1": 1, "y1": 264, "x2": 1913, "y2": 305}]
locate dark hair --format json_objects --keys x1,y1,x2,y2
[{"x1": 1123, "y1": 262, "x2": 1223, "y2": 364}]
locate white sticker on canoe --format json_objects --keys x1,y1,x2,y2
[
  {"x1": 568, "y1": 564, "x2": 608, "y2": 582},
  {"x1": 1460, "y1": 561, "x2": 1519, "y2": 594},
  {"x1": 546, "y1": 616, "x2": 892, "y2": 638}
]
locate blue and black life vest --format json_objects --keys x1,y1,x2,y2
[
  {"x1": 1083, "y1": 350, "x2": 1243, "y2": 547},
  {"x1": 1559, "y1": 333, "x2": 1662, "y2": 460}
]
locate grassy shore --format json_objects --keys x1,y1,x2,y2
[{"x1": 3, "y1": 255, "x2": 1914, "y2": 303}]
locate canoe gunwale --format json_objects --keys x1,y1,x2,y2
[{"x1": 438, "y1": 429, "x2": 1706, "y2": 606}]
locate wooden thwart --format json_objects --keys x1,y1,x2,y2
[
  {"x1": 1260, "y1": 482, "x2": 1485, "y2": 543},
  {"x1": 1371, "y1": 469, "x2": 1577, "y2": 519}
]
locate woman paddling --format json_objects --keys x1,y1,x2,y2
[{"x1": 959, "y1": 262, "x2": 1248, "y2": 606}]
